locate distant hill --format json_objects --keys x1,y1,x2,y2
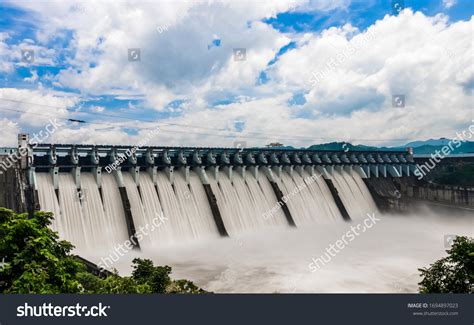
[
  {"x1": 397, "y1": 139, "x2": 474, "y2": 154},
  {"x1": 405, "y1": 138, "x2": 452, "y2": 147},
  {"x1": 305, "y1": 139, "x2": 474, "y2": 154},
  {"x1": 307, "y1": 142, "x2": 381, "y2": 151}
]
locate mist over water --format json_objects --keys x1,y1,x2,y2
[
  {"x1": 36, "y1": 169, "x2": 473, "y2": 293},
  {"x1": 104, "y1": 209, "x2": 473, "y2": 293}
]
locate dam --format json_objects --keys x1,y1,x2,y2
[{"x1": 0, "y1": 133, "x2": 430, "y2": 254}]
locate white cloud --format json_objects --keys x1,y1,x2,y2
[
  {"x1": 0, "y1": 88, "x2": 77, "y2": 127},
  {"x1": 23, "y1": 70, "x2": 38, "y2": 82},
  {"x1": 443, "y1": 0, "x2": 457, "y2": 9},
  {"x1": 0, "y1": 33, "x2": 14, "y2": 73},
  {"x1": 0, "y1": 118, "x2": 19, "y2": 146},
  {"x1": 264, "y1": 10, "x2": 473, "y2": 144},
  {"x1": 1, "y1": 2, "x2": 472, "y2": 147}
]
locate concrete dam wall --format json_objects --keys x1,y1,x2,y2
[{"x1": 1, "y1": 136, "x2": 471, "y2": 259}]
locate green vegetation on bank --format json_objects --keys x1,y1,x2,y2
[
  {"x1": 0, "y1": 208, "x2": 207, "y2": 294},
  {"x1": 418, "y1": 236, "x2": 474, "y2": 293}
]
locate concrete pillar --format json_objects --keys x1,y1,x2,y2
[
  {"x1": 147, "y1": 166, "x2": 157, "y2": 185},
  {"x1": 248, "y1": 166, "x2": 259, "y2": 180},
  {"x1": 208, "y1": 166, "x2": 219, "y2": 182},
  {"x1": 370, "y1": 165, "x2": 379, "y2": 178},
  {"x1": 270, "y1": 165, "x2": 282, "y2": 180},
  {"x1": 164, "y1": 166, "x2": 174, "y2": 185},
  {"x1": 316, "y1": 166, "x2": 331, "y2": 179},
  {"x1": 283, "y1": 165, "x2": 293, "y2": 178},
  {"x1": 72, "y1": 167, "x2": 81, "y2": 189},
  {"x1": 131, "y1": 166, "x2": 140, "y2": 185},
  {"x1": 235, "y1": 166, "x2": 246, "y2": 179},
  {"x1": 223, "y1": 166, "x2": 233, "y2": 182},
  {"x1": 353, "y1": 165, "x2": 368, "y2": 178}
]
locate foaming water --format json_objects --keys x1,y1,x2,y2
[
  {"x1": 278, "y1": 171, "x2": 314, "y2": 225},
  {"x1": 36, "y1": 172, "x2": 62, "y2": 233},
  {"x1": 100, "y1": 173, "x2": 130, "y2": 249},
  {"x1": 332, "y1": 169, "x2": 378, "y2": 220},
  {"x1": 208, "y1": 171, "x2": 246, "y2": 235},
  {"x1": 172, "y1": 171, "x2": 219, "y2": 240},
  {"x1": 35, "y1": 169, "x2": 473, "y2": 293},
  {"x1": 36, "y1": 168, "x2": 378, "y2": 250},
  {"x1": 188, "y1": 172, "x2": 220, "y2": 236},
  {"x1": 80, "y1": 173, "x2": 119, "y2": 250},
  {"x1": 138, "y1": 172, "x2": 170, "y2": 244},
  {"x1": 95, "y1": 210, "x2": 473, "y2": 293},
  {"x1": 276, "y1": 170, "x2": 342, "y2": 225},
  {"x1": 156, "y1": 171, "x2": 194, "y2": 240},
  {"x1": 38, "y1": 172, "x2": 131, "y2": 253},
  {"x1": 303, "y1": 170, "x2": 342, "y2": 221},
  {"x1": 125, "y1": 170, "x2": 219, "y2": 246},
  {"x1": 57, "y1": 173, "x2": 89, "y2": 250},
  {"x1": 256, "y1": 172, "x2": 288, "y2": 227}
]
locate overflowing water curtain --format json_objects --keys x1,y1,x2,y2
[
  {"x1": 331, "y1": 169, "x2": 379, "y2": 219},
  {"x1": 35, "y1": 167, "x2": 379, "y2": 251}
]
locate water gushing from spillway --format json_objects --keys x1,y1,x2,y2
[
  {"x1": 35, "y1": 167, "x2": 379, "y2": 252},
  {"x1": 36, "y1": 172, "x2": 62, "y2": 233},
  {"x1": 37, "y1": 172, "x2": 131, "y2": 253},
  {"x1": 57, "y1": 173, "x2": 89, "y2": 250},
  {"x1": 275, "y1": 169, "x2": 342, "y2": 225},
  {"x1": 100, "y1": 173, "x2": 130, "y2": 248},
  {"x1": 208, "y1": 170, "x2": 288, "y2": 236},
  {"x1": 331, "y1": 169, "x2": 379, "y2": 219},
  {"x1": 119, "y1": 170, "x2": 221, "y2": 248}
]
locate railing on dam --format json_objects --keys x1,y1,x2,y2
[{"x1": 20, "y1": 142, "x2": 417, "y2": 178}]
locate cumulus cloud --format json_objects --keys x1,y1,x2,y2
[
  {"x1": 0, "y1": 118, "x2": 19, "y2": 146},
  {"x1": 1, "y1": 2, "x2": 472, "y2": 147},
  {"x1": 0, "y1": 33, "x2": 14, "y2": 73},
  {"x1": 266, "y1": 10, "x2": 473, "y2": 144}
]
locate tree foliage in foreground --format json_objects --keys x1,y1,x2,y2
[
  {"x1": 0, "y1": 208, "x2": 207, "y2": 294},
  {"x1": 418, "y1": 236, "x2": 474, "y2": 293}
]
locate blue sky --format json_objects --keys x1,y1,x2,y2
[
  {"x1": 0, "y1": 0, "x2": 472, "y2": 146},
  {"x1": 265, "y1": 0, "x2": 473, "y2": 33}
]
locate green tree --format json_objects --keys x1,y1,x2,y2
[
  {"x1": 0, "y1": 208, "x2": 207, "y2": 294},
  {"x1": 418, "y1": 236, "x2": 474, "y2": 293},
  {"x1": 166, "y1": 279, "x2": 207, "y2": 294},
  {"x1": 0, "y1": 208, "x2": 83, "y2": 293},
  {"x1": 131, "y1": 258, "x2": 172, "y2": 293},
  {"x1": 130, "y1": 258, "x2": 207, "y2": 294},
  {"x1": 92, "y1": 272, "x2": 152, "y2": 294}
]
